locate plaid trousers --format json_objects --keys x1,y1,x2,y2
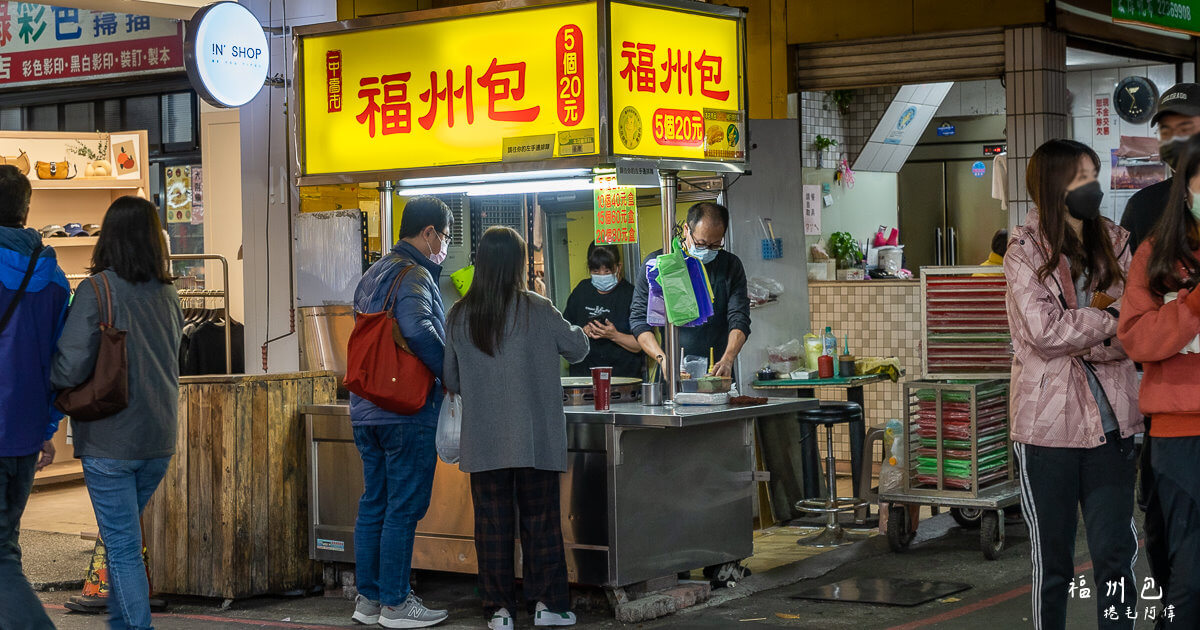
[{"x1": 470, "y1": 468, "x2": 569, "y2": 616}]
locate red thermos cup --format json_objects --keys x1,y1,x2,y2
[{"x1": 591, "y1": 366, "x2": 613, "y2": 411}]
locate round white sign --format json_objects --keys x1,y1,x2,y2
[{"x1": 185, "y1": 2, "x2": 269, "y2": 108}]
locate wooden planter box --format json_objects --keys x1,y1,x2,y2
[{"x1": 143, "y1": 371, "x2": 337, "y2": 599}]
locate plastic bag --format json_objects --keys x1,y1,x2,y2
[
  {"x1": 766, "y1": 338, "x2": 802, "y2": 374},
  {"x1": 682, "y1": 355, "x2": 708, "y2": 379},
  {"x1": 645, "y1": 260, "x2": 667, "y2": 327},
  {"x1": 436, "y1": 393, "x2": 462, "y2": 464},
  {"x1": 656, "y1": 238, "x2": 701, "y2": 325},
  {"x1": 879, "y1": 426, "x2": 905, "y2": 493},
  {"x1": 683, "y1": 253, "x2": 715, "y2": 326},
  {"x1": 747, "y1": 276, "x2": 784, "y2": 306}
]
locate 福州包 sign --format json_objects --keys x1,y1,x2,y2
[
  {"x1": 185, "y1": 1, "x2": 269, "y2": 108},
  {"x1": 0, "y1": 2, "x2": 182, "y2": 88},
  {"x1": 299, "y1": 2, "x2": 600, "y2": 175},
  {"x1": 1113, "y1": 0, "x2": 1200, "y2": 35},
  {"x1": 594, "y1": 175, "x2": 638, "y2": 245},
  {"x1": 610, "y1": 1, "x2": 743, "y2": 162}
]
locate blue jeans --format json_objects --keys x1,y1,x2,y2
[
  {"x1": 353, "y1": 423, "x2": 436, "y2": 607},
  {"x1": 0, "y1": 454, "x2": 56, "y2": 630},
  {"x1": 82, "y1": 456, "x2": 172, "y2": 630}
]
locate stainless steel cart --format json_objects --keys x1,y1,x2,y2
[{"x1": 880, "y1": 379, "x2": 1020, "y2": 560}]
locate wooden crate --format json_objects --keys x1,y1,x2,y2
[{"x1": 143, "y1": 371, "x2": 337, "y2": 599}]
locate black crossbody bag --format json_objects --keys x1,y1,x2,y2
[{"x1": 0, "y1": 244, "x2": 44, "y2": 334}]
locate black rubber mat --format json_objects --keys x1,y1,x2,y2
[{"x1": 790, "y1": 577, "x2": 971, "y2": 607}]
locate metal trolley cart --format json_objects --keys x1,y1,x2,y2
[{"x1": 880, "y1": 267, "x2": 1020, "y2": 560}]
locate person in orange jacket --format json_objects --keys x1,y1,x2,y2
[{"x1": 1118, "y1": 133, "x2": 1200, "y2": 627}]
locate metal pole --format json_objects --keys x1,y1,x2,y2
[
  {"x1": 380, "y1": 181, "x2": 394, "y2": 252},
  {"x1": 659, "y1": 170, "x2": 679, "y2": 400}
]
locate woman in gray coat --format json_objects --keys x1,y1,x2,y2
[
  {"x1": 444, "y1": 226, "x2": 589, "y2": 630},
  {"x1": 52, "y1": 196, "x2": 182, "y2": 630}
]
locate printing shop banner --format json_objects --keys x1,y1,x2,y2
[{"x1": 0, "y1": 2, "x2": 182, "y2": 88}]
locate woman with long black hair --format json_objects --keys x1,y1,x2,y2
[
  {"x1": 443, "y1": 226, "x2": 589, "y2": 630},
  {"x1": 1004, "y1": 139, "x2": 1140, "y2": 630},
  {"x1": 52, "y1": 196, "x2": 183, "y2": 630},
  {"x1": 1119, "y1": 133, "x2": 1200, "y2": 625}
]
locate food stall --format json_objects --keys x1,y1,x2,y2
[{"x1": 292, "y1": 0, "x2": 817, "y2": 599}]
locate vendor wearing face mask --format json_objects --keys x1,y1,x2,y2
[
  {"x1": 629, "y1": 201, "x2": 751, "y2": 378},
  {"x1": 563, "y1": 242, "x2": 643, "y2": 378},
  {"x1": 1120, "y1": 83, "x2": 1200, "y2": 253}
]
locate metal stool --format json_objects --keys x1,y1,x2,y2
[{"x1": 795, "y1": 401, "x2": 870, "y2": 547}]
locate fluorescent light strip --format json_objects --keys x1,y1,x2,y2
[
  {"x1": 396, "y1": 178, "x2": 599, "y2": 196},
  {"x1": 397, "y1": 168, "x2": 596, "y2": 188}
]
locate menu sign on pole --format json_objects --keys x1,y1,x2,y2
[
  {"x1": 594, "y1": 174, "x2": 638, "y2": 244},
  {"x1": 609, "y1": 1, "x2": 744, "y2": 162},
  {"x1": 299, "y1": 3, "x2": 600, "y2": 175},
  {"x1": 1113, "y1": 0, "x2": 1200, "y2": 35},
  {"x1": 0, "y1": 2, "x2": 182, "y2": 88}
]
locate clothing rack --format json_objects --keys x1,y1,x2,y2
[{"x1": 171, "y1": 254, "x2": 232, "y2": 375}]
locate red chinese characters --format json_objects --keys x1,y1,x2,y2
[
  {"x1": 357, "y1": 72, "x2": 413, "y2": 137},
  {"x1": 477, "y1": 59, "x2": 539, "y2": 123},
  {"x1": 619, "y1": 42, "x2": 730, "y2": 102},
  {"x1": 619, "y1": 42, "x2": 655, "y2": 93},
  {"x1": 652, "y1": 109, "x2": 704, "y2": 146},
  {"x1": 353, "y1": 54, "x2": 544, "y2": 136},
  {"x1": 556, "y1": 24, "x2": 584, "y2": 126},
  {"x1": 326, "y1": 50, "x2": 342, "y2": 113}
]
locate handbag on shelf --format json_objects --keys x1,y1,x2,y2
[
  {"x1": 55, "y1": 275, "x2": 129, "y2": 421},
  {"x1": 35, "y1": 159, "x2": 74, "y2": 180},
  {"x1": 343, "y1": 262, "x2": 435, "y2": 414},
  {"x1": 0, "y1": 150, "x2": 30, "y2": 175}
]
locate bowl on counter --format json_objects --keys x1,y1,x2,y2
[{"x1": 680, "y1": 376, "x2": 733, "y2": 394}]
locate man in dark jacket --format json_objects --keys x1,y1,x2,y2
[
  {"x1": 1120, "y1": 83, "x2": 1200, "y2": 251},
  {"x1": 630, "y1": 201, "x2": 751, "y2": 378},
  {"x1": 349, "y1": 196, "x2": 452, "y2": 629},
  {"x1": 0, "y1": 164, "x2": 69, "y2": 630}
]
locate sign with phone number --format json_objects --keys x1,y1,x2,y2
[{"x1": 1113, "y1": 0, "x2": 1200, "y2": 35}]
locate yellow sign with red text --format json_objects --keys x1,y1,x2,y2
[
  {"x1": 609, "y1": 2, "x2": 744, "y2": 161},
  {"x1": 300, "y1": 3, "x2": 599, "y2": 175}
]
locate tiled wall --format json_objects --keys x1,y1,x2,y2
[
  {"x1": 807, "y1": 281, "x2": 922, "y2": 464},
  {"x1": 800, "y1": 87, "x2": 901, "y2": 168}
]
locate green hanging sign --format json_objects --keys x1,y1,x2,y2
[{"x1": 1113, "y1": 0, "x2": 1200, "y2": 36}]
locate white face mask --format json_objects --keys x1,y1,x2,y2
[{"x1": 425, "y1": 232, "x2": 448, "y2": 265}]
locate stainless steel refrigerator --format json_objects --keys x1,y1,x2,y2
[{"x1": 899, "y1": 115, "x2": 1008, "y2": 270}]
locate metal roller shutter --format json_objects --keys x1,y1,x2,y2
[{"x1": 795, "y1": 29, "x2": 1006, "y2": 91}]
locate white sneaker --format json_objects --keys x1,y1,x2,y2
[
  {"x1": 487, "y1": 607, "x2": 512, "y2": 630},
  {"x1": 352, "y1": 594, "x2": 381, "y2": 625},
  {"x1": 533, "y1": 602, "x2": 576, "y2": 626}
]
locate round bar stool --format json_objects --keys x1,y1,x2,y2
[{"x1": 795, "y1": 401, "x2": 870, "y2": 547}]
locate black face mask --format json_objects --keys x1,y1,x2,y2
[
  {"x1": 1066, "y1": 181, "x2": 1103, "y2": 221},
  {"x1": 1160, "y1": 136, "x2": 1190, "y2": 171}
]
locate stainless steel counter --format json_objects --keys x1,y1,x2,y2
[
  {"x1": 303, "y1": 397, "x2": 817, "y2": 589},
  {"x1": 565, "y1": 398, "x2": 818, "y2": 427}
]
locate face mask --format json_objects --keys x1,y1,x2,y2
[
  {"x1": 591, "y1": 273, "x2": 618, "y2": 292},
  {"x1": 688, "y1": 245, "x2": 718, "y2": 264},
  {"x1": 1161, "y1": 136, "x2": 1191, "y2": 170},
  {"x1": 1065, "y1": 181, "x2": 1103, "y2": 221},
  {"x1": 1191, "y1": 192, "x2": 1200, "y2": 222},
  {"x1": 425, "y1": 233, "x2": 448, "y2": 265}
]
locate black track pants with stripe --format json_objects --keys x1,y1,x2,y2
[{"x1": 1015, "y1": 439, "x2": 1139, "y2": 630}]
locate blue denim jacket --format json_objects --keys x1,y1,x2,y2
[{"x1": 349, "y1": 241, "x2": 445, "y2": 428}]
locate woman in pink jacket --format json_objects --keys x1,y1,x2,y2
[{"x1": 1004, "y1": 139, "x2": 1141, "y2": 630}]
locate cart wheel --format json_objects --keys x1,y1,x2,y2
[
  {"x1": 981, "y1": 510, "x2": 1005, "y2": 560},
  {"x1": 951, "y1": 507, "x2": 983, "y2": 529},
  {"x1": 887, "y1": 505, "x2": 914, "y2": 552}
]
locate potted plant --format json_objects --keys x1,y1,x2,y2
[
  {"x1": 67, "y1": 139, "x2": 112, "y2": 178},
  {"x1": 814, "y1": 135, "x2": 838, "y2": 169},
  {"x1": 827, "y1": 231, "x2": 860, "y2": 271},
  {"x1": 828, "y1": 90, "x2": 854, "y2": 116}
]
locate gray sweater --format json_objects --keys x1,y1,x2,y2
[
  {"x1": 444, "y1": 292, "x2": 589, "y2": 473},
  {"x1": 51, "y1": 270, "x2": 183, "y2": 460}
]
